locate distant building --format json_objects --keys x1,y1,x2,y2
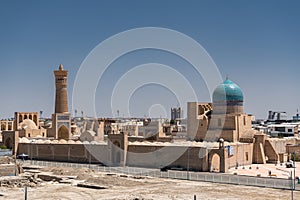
[
  {"x1": 0, "y1": 120, "x2": 14, "y2": 132},
  {"x1": 292, "y1": 110, "x2": 300, "y2": 121},
  {"x1": 139, "y1": 120, "x2": 165, "y2": 139},
  {"x1": 268, "y1": 111, "x2": 287, "y2": 121},
  {"x1": 267, "y1": 123, "x2": 298, "y2": 137},
  {"x1": 79, "y1": 118, "x2": 104, "y2": 142},
  {"x1": 171, "y1": 107, "x2": 182, "y2": 122},
  {"x1": 252, "y1": 124, "x2": 268, "y2": 134}
]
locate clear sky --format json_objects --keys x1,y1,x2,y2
[{"x1": 0, "y1": 0, "x2": 299, "y2": 119}]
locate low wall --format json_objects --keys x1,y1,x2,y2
[
  {"x1": 0, "y1": 164, "x2": 17, "y2": 176},
  {"x1": 18, "y1": 143, "x2": 110, "y2": 164},
  {"x1": 17, "y1": 142, "x2": 253, "y2": 172},
  {"x1": 18, "y1": 143, "x2": 211, "y2": 171},
  {"x1": 127, "y1": 145, "x2": 208, "y2": 171}
]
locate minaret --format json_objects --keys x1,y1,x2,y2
[
  {"x1": 49, "y1": 64, "x2": 71, "y2": 140},
  {"x1": 54, "y1": 64, "x2": 69, "y2": 113}
]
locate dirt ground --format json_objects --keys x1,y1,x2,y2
[
  {"x1": 228, "y1": 162, "x2": 300, "y2": 179},
  {"x1": 0, "y1": 166, "x2": 298, "y2": 200}
]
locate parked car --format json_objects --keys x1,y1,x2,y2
[
  {"x1": 286, "y1": 161, "x2": 294, "y2": 168},
  {"x1": 16, "y1": 153, "x2": 29, "y2": 160}
]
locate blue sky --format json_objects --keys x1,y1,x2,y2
[{"x1": 0, "y1": 0, "x2": 299, "y2": 119}]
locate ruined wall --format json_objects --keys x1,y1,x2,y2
[{"x1": 0, "y1": 164, "x2": 17, "y2": 176}]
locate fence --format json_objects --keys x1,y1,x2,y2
[{"x1": 21, "y1": 160, "x2": 295, "y2": 190}]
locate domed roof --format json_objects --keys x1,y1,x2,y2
[
  {"x1": 19, "y1": 119, "x2": 38, "y2": 130},
  {"x1": 213, "y1": 79, "x2": 243, "y2": 102},
  {"x1": 82, "y1": 130, "x2": 96, "y2": 137}
]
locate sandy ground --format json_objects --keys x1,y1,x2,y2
[
  {"x1": 228, "y1": 162, "x2": 300, "y2": 179},
  {"x1": 0, "y1": 166, "x2": 298, "y2": 200}
]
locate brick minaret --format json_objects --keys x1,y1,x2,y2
[
  {"x1": 54, "y1": 64, "x2": 68, "y2": 113},
  {"x1": 50, "y1": 64, "x2": 71, "y2": 140}
]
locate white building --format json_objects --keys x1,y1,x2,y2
[{"x1": 267, "y1": 123, "x2": 298, "y2": 137}]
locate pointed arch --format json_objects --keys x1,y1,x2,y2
[
  {"x1": 210, "y1": 153, "x2": 221, "y2": 172},
  {"x1": 4, "y1": 137, "x2": 12, "y2": 149},
  {"x1": 58, "y1": 125, "x2": 69, "y2": 140},
  {"x1": 1, "y1": 123, "x2": 5, "y2": 131},
  {"x1": 33, "y1": 115, "x2": 38, "y2": 125}
]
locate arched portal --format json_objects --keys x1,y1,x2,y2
[
  {"x1": 1, "y1": 123, "x2": 5, "y2": 131},
  {"x1": 58, "y1": 125, "x2": 69, "y2": 140},
  {"x1": 4, "y1": 137, "x2": 12, "y2": 149},
  {"x1": 33, "y1": 115, "x2": 38, "y2": 125},
  {"x1": 210, "y1": 153, "x2": 221, "y2": 172}
]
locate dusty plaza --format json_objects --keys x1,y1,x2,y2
[
  {"x1": 0, "y1": 161, "x2": 299, "y2": 200},
  {"x1": 0, "y1": 175, "x2": 297, "y2": 200}
]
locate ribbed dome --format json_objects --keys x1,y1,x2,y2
[{"x1": 213, "y1": 79, "x2": 243, "y2": 102}]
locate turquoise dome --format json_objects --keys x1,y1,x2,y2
[{"x1": 213, "y1": 79, "x2": 243, "y2": 102}]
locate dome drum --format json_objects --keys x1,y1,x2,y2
[{"x1": 213, "y1": 101, "x2": 243, "y2": 106}]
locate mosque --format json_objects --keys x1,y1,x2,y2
[
  {"x1": 187, "y1": 78, "x2": 254, "y2": 143},
  {"x1": 0, "y1": 65, "x2": 293, "y2": 173}
]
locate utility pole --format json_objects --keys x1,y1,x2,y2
[
  {"x1": 291, "y1": 151, "x2": 296, "y2": 200},
  {"x1": 30, "y1": 141, "x2": 33, "y2": 164},
  {"x1": 187, "y1": 147, "x2": 190, "y2": 180},
  {"x1": 293, "y1": 151, "x2": 296, "y2": 200},
  {"x1": 24, "y1": 186, "x2": 27, "y2": 200},
  {"x1": 89, "y1": 152, "x2": 91, "y2": 169},
  {"x1": 291, "y1": 170, "x2": 294, "y2": 200}
]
